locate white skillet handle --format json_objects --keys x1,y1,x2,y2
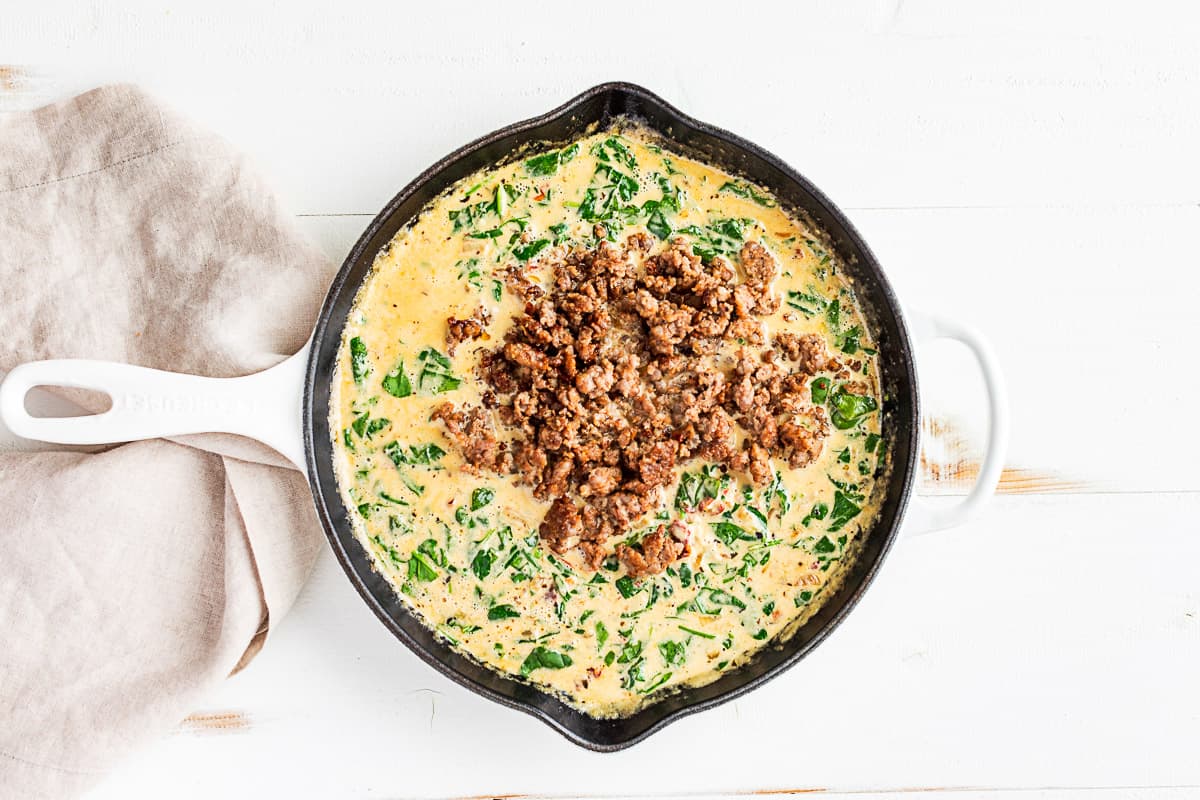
[
  {"x1": 0, "y1": 345, "x2": 309, "y2": 469},
  {"x1": 905, "y1": 310, "x2": 1009, "y2": 535}
]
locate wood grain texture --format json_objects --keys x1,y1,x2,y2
[
  {"x1": 2, "y1": 2, "x2": 1199, "y2": 213},
  {"x1": 82, "y1": 493, "x2": 1200, "y2": 799},
  {"x1": 919, "y1": 417, "x2": 1085, "y2": 495},
  {"x1": 0, "y1": 65, "x2": 27, "y2": 92}
]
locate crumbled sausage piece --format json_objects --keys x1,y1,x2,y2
[
  {"x1": 637, "y1": 440, "x2": 678, "y2": 489},
  {"x1": 540, "y1": 456, "x2": 574, "y2": 499},
  {"x1": 575, "y1": 363, "x2": 615, "y2": 397},
  {"x1": 740, "y1": 241, "x2": 776, "y2": 285},
  {"x1": 626, "y1": 231, "x2": 655, "y2": 253},
  {"x1": 690, "y1": 408, "x2": 733, "y2": 462},
  {"x1": 504, "y1": 341, "x2": 550, "y2": 372},
  {"x1": 582, "y1": 466, "x2": 622, "y2": 497},
  {"x1": 432, "y1": 234, "x2": 843, "y2": 569},
  {"x1": 604, "y1": 491, "x2": 654, "y2": 529},
  {"x1": 779, "y1": 407, "x2": 830, "y2": 468},
  {"x1": 446, "y1": 306, "x2": 491, "y2": 355},
  {"x1": 727, "y1": 316, "x2": 765, "y2": 345},
  {"x1": 616, "y1": 521, "x2": 690, "y2": 579},
  {"x1": 730, "y1": 440, "x2": 773, "y2": 486},
  {"x1": 577, "y1": 540, "x2": 608, "y2": 571},
  {"x1": 540, "y1": 496, "x2": 584, "y2": 553},
  {"x1": 738, "y1": 241, "x2": 780, "y2": 314},
  {"x1": 774, "y1": 331, "x2": 837, "y2": 374},
  {"x1": 430, "y1": 403, "x2": 503, "y2": 472}
]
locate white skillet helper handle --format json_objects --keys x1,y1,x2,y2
[
  {"x1": 904, "y1": 309, "x2": 1009, "y2": 535},
  {"x1": 0, "y1": 345, "x2": 310, "y2": 470}
]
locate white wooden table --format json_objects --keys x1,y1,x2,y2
[{"x1": 3, "y1": 2, "x2": 1199, "y2": 797}]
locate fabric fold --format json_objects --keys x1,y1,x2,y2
[{"x1": 0, "y1": 85, "x2": 330, "y2": 799}]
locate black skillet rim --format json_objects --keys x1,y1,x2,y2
[{"x1": 302, "y1": 81, "x2": 920, "y2": 751}]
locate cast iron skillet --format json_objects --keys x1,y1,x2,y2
[{"x1": 0, "y1": 82, "x2": 1007, "y2": 751}]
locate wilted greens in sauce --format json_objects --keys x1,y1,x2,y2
[{"x1": 331, "y1": 124, "x2": 885, "y2": 717}]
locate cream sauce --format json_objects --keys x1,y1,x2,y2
[{"x1": 331, "y1": 125, "x2": 885, "y2": 717}]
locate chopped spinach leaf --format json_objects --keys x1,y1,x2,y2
[
  {"x1": 827, "y1": 490, "x2": 862, "y2": 532},
  {"x1": 645, "y1": 206, "x2": 671, "y2": 240},
  {"x1": 658, "y1": 640, "x2": 686, "y2": 666},
  {"x1": 801, "y1": 502, "x2": 829, "y2": 527},
  {"x1": 785, "y1": 289, "x2": 829, "y2": 318},
  {"x1": 811, "y1": 376, "x2": 831, "y2": 404},
  {"x1": 681, "y1": 587, "x2": 746, "y2": 614},
  {"x1": 468, "y1": 228, "x2": 503, "y2": 240},
  {"x1": 457, "y1": 257, "x2": 484, "y2": 290},
  {"x1": 383, "y1": 441, "x2": 445, "y2": 468},
  {"x1": 397, "y1": 471, "x2": 425, "y2": 496},
  {"x1": 590, "y1": 136, "x2": 637, "y2": 170},
  {"x1": 449, "y1": 196, "x2": 500, "y2": 233},
  {"x1": 370, "y1": 534, "x2": 405, "y2": 569},
  {"x1": 616, "y1": 639, "x2": 643, "y2": 664},
  {"x1": 837, "y1": 325, "x2": 863, "y2": 355},
  {"x1": 350, "y1": 336, "x2": 370, "y2": 384},
  {"x1": 827, "y1": 474, "x2": 865, "y2": 501},
  {"x1": 471, "y1": 486, "x2": 495, "y2": 510},
  {"x1": 829, "y1": 386, "x2": 879, "y2": 430},
  {"x1": 488, "y1": 603, "x2": 520, "y2": 620},
  {"x1": 763, "y1": 470, "x2": 792, "y2": 518},
  {"x1": 408, "y1": 550, "x2": 439, "y2": 582},
  {"x1": 678, "y1": 624, "x2": 715, "y2": 639},
  {"x1": 417, "y1": 348, "x2": 461, "y2": 393},
  {"x1": 379, "y1": 491, "x2": 408, "y2": 507},
  {"x1": 512, "y1": 238, "x2": 551, "y2": 261},
  {"x1": 718, "y1": 180, "x2": 777, "y2": 207},
  {"x1": 352, "y1": 412, "x2": 389, "y2": 439},
  {"x1": 520, "y1": 646, "x2": 573, "y2": 676},
  {"x1": 712, "y1": 521, "x2": 755, "y2": 548},
  {"x1": 578, "y1": 163, "x2": 640, "y2": 231},
  {"x1": 471, "y1": 549, "x2": 495, "y2": 580},
  {"x1": 525, "y1": 142, "x2": 580, "y2": 177},
  {"x1": 381, "y1": 361, "x2": 412, "y2": 397},
  {"x1": 615, "y1": 575, "x2": 639, "y2": 599},
  {"x1": 826, "y1": 297, "x2": 841, "y2": 328},
  {"x1": 678, "y1": 217, "x2": 754, "y2": 262},
  {"x1": 675, "y1": 465, "x2": 727, "y2": 512}
]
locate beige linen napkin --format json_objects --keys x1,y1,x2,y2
[{"x1": 0, "y1": 86, "x2": 329, "y2": 798}]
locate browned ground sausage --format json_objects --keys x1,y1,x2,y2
[{"x1": 432, "y1": 235, "x2": 834, "y2": 575}]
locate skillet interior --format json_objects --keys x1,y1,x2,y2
[{"x1": 304, "y1": 82, "x2": 920, "y2": 751}]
